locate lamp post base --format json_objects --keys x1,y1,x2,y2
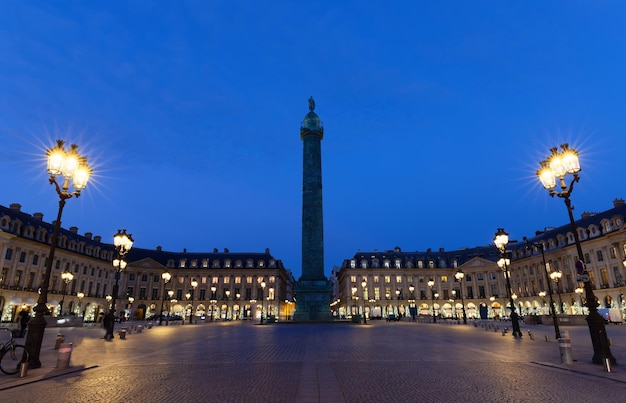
[
  {"x1": 24, "y1": 314, "x2": 47, "y2": 369},
  {"x1": 587, "y1": 312, "x2": 617, "y2": 365}
]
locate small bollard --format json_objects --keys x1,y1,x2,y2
[
  {"x1": 558, "y1": 331, "x2": 573, "y2": 364},
  {"x1": 119, "y1": 328, "x2": 127, "y2": 340},
  {"x1": 608, "y1": 338, "x2": 613, "y2": 346},
  {"x1": 147, "y1": 322, "x2": 153, "y2": 329},
  {"x1": 20, "y1": 362, "x2": 28, "y2": 378},
  {"x1": 604, "y1": 357, "x2": 612, "y2": 373},
  {"x1": 137, "y1": 325, "x2": 143, "y2": 333},
  {"x1": 545, "y1": 335, "x2": 550, "y2": 342},
  {"x1": 502, "y1": 329, "x2": 506, "y2": 336},
  {"x1": 54, "y1": 334, "x2": 65, "y2": 349},
  {"x1": 56, "y1": 343, "x2": 73, "y2": 369},
  {"x1": 528, "y1": 330, "x2": 534, "y2": 340}
]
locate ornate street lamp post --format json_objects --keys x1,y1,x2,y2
[
  {"x1": 550, "y1": 270, "x2": 564, "y2": 314},
  {"x1": 59, "y1": 270, "x2": 74, "y2": 316},
  {"x1": 210, "y1": 285, "x2": 217, "y2": 322},
  {"x1": 127, "y1": 296, "x2": 134, "y2": 321},
  {"x1": 494, "y1": 228, "x2": 522, "y2": 338},
  {"x1": 159, "y1": 271, "x2": 171, "y2": 325},
  {"x1": 260, "y1": 281, "x2": 266, "y2": 324},
  {"x1": 408, "y1": 284, "x2": 416, "y2": 321},
  {"x1": 225, "y1": 290, "x2": 231, "y2": 320},
  {"x1": 537, "y1": 144, "x2": 615, "y2": 364},
  {"x1": 188, "y1": 279, "x2": 198, "y2": 324},
  {"x1": 361, "y1": 279, "x2": 367, "y2": 324},
  {"x1": 525, "y1": 238, "x2": 560, "y2": 339},
  {"x1": 427, "y1": 279, "x2": 436, "y2": 323},
  {"x1": 111, "y1": 229, "x2": 133, "y2": 316},
  {"x1": 575, "y1": 287, "x2": 585, "y2": 314},
  {"x1": 395, "y1": 289, "x2": 401, "y2": 319},
  {"x1": 25, "y1": 140, "x2": 92, "y2": 369},
  {"x1": 168, "y1": 290, "x2": 175, "y2": 319},
  {"x1": 351, "y1": 285, "x2": 358, "y2": 317},
  {"x1": 77, "y1": 292, "x2": 84, "y2": 317},
  {"x1": 454, "y1": 269, "x2": 468, "y2": 324}
]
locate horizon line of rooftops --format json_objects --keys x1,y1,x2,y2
[{"x1": 2, "y1": 200, "x2": 626, "y2": 270}]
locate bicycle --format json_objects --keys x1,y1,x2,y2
[{"x1": 0, "y1": 328, "x2": 29, "y2": 375}]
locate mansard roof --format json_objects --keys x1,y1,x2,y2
[
  {"x1": 0, "y1": 203, "x2": 285, "y2": 269},
  {"x1": 344, "y1": 245, "x2": 501, "y2": 269}
]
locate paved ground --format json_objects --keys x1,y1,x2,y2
[{"x1": 1, "y1": 319, "x2": 626, "y2": 402}]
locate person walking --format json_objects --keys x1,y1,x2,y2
[{"x1": 103, "y1": 309, "x2": 116, "y2": 341}]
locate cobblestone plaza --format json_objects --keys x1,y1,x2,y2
[{"x1": 2, "y1": 320, "x2": 626, "y2": 402}]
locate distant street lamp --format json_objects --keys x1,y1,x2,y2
[
  {"x1": 494, "y1": 228, "x2": 522, "y2": 338},
  {"x1": 525, "y1": 238, "x2": 560, "y2": 339},
  {"x1": 427, "y1": 279, "x2": 436, "y2": 323},
  {"x1": 361, "y1": 279, "x2": 367, "y2": 324},
  {"x1": 408, "y1": 284, "x2": 416, "y2": 321},
  {"x1": 575, "y1": 287, "x2": 585, "y2": 314},
  {"x1": 59, "y1": 270, "x2": 74, "y2": 316},
  {"x1": 395, "y1": 289, "x2": 401, "y2": 318},
  {"x1": 188, "y1": 279, "x2": 198, "y2": 324},
  {"x1": 351, "y1": 285, "x2": 358, "y2": 317},
  {"x1": 25, "y1": 140, "x2": 92, "y2": 369},
  {"x1": 537, "y1": 143, "x2": 615, "y2": 364},
  {"x1": 225, "y1": 290, "x2": 231, "y2": 320},
  {"x1": 159, "y1": 271, "x2": 171, "y2": 325},
  {"x1": 260, "y1": 281, "x2": 266, "y2": 324},
  {"x1": 127, "y1": 296, "x2": 134, "y2": 321},
  {"x1": 111, "y1": 229, "x2": 133, "y2": 317},
  {"x1": 210, "y1": 285, "x2": 217, "y2": 322},
  {"x1": 454, "y1": 269, "x2": 468, "y2": 324},
  {"x1": 77, "y1": 292, "x2": 84, "y2": 317},
  {"x1": 550, "y1": 270, "x2": 564, "y2": 314}
]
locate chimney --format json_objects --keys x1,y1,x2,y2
[
  {"x1": 213, "y1": 248, "x2": 218, "y2": 253},
  {"x1": 94, "y1": 235, "x2": 101, "y2": 243},
  {"x1": 156, "y1": 246, "x2": 162, "y2": 252},
  {"x1": 439, "y1": 247, "x2": 445, "y2": 253},
  {"x1": 224, "y1": 248, "x2": 229, "y2": 253},
  {"x1": 183, "y1": 248, "x2": 187, "y2": 253},
  {"x1": 69, "y1": 226, "x2": 78, "y2": 233},
  {"x1": 614, "y1": 198, "x2": 625, "y2": 208},
  {"x1": 84, "y1": 232, "x2": 93, "y2": 240},
  {"x1": 33, "y1": 212, "x2": 44, "y2": 220},
  {"x1": 9, "y1": 203, "x2": 21, "y2": 212},
  {"x1": 581, "y1": 212, "x2": 595, "y2": 220},
  {"x1": 265, "y1": 248, "x2": 270, "y2": 254}
]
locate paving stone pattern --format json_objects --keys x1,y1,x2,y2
[{"x1": 1, "y1": 320, "x2": 626, "y2": 402}]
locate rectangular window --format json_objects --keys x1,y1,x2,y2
[
  {"x1": 235, "y1": 277, "x2": 241, "y2": 284},
  {"x1": 5, "y1": 248, "x2": 12, "y2": 260},
  {"x1": 490, "y1": 284, "x2": 498, "y2": 297},
  {"x1": 385, "y1": 276, "x2": 391, "y2": 284},
  {"x1": 396, "y1": 276, "x2": 402, "y2": 283},
  {"x1": 139, "y1": 287, "x2": 147, "y2": 299},
  {"x1": 245, "y1": 288, "x2": 252, "y2": 300},
  {"x1": 223, "y1": 276, "x2": 230, "y2": 284},
  {"x1": 476, "y1": 273, "x2": 484, "y2": 281},
  {"x1": 610, "y1": 247, "x2": 617, "y2": 259},
  {"x1": 478, "y1": 285, "x2": 486, "y2": 298},
  {"x1": 32, "y1": 255, "x2": 39, "y2": 265},
  {"x1": 14, "y1": 270, "x2": 22, "y2": 287},
  {"x1": 129, "y1": 273, "x2": 136, "y2": 281},
  {"x1": 466, "y1": 286, "x2": 474, "y2": 299},
  {"x1": 127, "y1": 286, "x2": 134, "y2": 297},
  {"x1": 584, "y1": 253, "x2": 591, "y2": 264},
  {"x1": 350, "y1": 275, "x2": 357, "y2": 283},
  {"x1": 212, "y1": 276, "x2": 219, "y2": 284},
  {"x1": 374, "y1": 287, "x2": 380, "y2": 300},
  {"x1": 597, "y1": 250, "x2": 604, "y2": 262},
  {"x1": 177, "y1": 289, "x2": 183, "y2": 300},
  {"x1": 489, "y1": 272, "x2": 497, "y2": 281},
  {"x1": 199, "y1": 289, "x2": 206, "y2": 300},
  {"x1": 269, "y1": 276, "x2": 275, "y2": 283},
  {"x1": 441, "y1": 276, "x2": 448, "y2": 283},
  {"x1": 152, "y1": 288, "x2": 159, "y2": 300},
  {"x1": 246, "y1": 276, "x2": 253, "y2": 284},
  {"x1": 19, "y1": 252, "x2": 26, "y2": 263}
]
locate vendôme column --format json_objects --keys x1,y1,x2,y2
[{"x1": 294, "y1": 96, "x2": 332, "y2": 321}]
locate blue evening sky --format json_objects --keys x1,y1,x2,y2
[{"x1": 1, "y1": 1, "x2": 625, "y2": 278}]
